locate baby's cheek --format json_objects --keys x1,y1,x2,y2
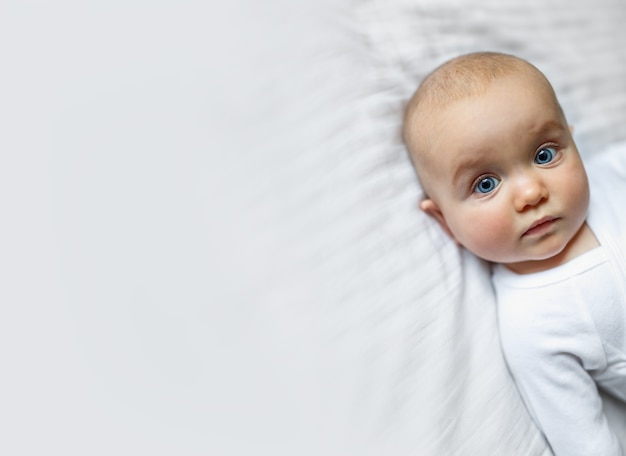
[{"x1": 458, "y1": 213, "x2": 512, "y2": 260}]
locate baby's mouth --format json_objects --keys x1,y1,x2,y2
[{"x1": 523, "y1": 216, "x2": 559, "y2": 237}]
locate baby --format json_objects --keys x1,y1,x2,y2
[{"x1": 403, "y1": 52, "x2": 626, "y2": 455}]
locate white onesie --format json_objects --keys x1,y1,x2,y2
[{"x1": 493, "y1": 142, "x2": 626, "y2": 456}]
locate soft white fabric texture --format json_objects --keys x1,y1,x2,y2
[
  {"x1": 494, "y1": 144, "x2": 626, "y2": 455},
  {"x1": 5, "y1": 1, "x2": 626, "y2": 455}
]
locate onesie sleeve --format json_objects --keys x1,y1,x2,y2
[
  {"x1": 506, "y1": 347, "x2": 622, "y2": 456},
  {"x1": 499, "y1": 298, "x2": 623, "y2": 456}
]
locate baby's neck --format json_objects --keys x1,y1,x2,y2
[{"x1": 505, "y1": 222, "x2": 599, "y2": 274}]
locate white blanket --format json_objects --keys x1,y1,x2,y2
[{"x1": 5, "y1": 0, "x2": 626, "y2": 454}]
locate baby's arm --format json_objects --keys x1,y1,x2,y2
[
  {"x1": 506, "y1": 347, "x2": 622, "y2": 456},
  {"x1": 496, "y1": 266, "x2": 624, "y2": 455}
]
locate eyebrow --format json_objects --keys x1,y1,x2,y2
[
  {"x1": 451, "y1": 153, "x2": 489, "y2": 188},
  {"x1": 531, "y1": 119, "x2": 567, "y2": 137}
]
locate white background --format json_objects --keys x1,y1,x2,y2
[{"x1": 0, "y1": 2, "x2": 347, "y2": 454}]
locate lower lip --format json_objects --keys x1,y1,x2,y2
[{"x1": 523, "y1": 219, "x2": 558, "y2": 237}]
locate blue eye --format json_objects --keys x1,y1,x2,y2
[
  {"x1": 535, "y1": 147, "x2": 556, "y2": 164},
  {"x1": 474, "y1": 176, "x2": 500, "y2": 194}
]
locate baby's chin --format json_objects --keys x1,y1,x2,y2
[
  {"x1": 498, "y1": 245, "x2": 574, "y2": 274},
  {"x1": 475, "y1": 241, "x2": 571, "y2": 274}
]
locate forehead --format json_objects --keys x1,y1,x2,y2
[{"x1": 425, "y1": 72, "x2": 565, "y2": 164}]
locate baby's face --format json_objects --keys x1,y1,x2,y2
[{"x1": 420, "y1": 72, "x2": 590, "y2": 272}]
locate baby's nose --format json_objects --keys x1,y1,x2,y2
[{"x1": 514, "y1": 175, "x2": 548, "y2": 211}]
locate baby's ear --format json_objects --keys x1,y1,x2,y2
[
  {"x1": 419, "y1": 199, "x2": 458, "y2": 243},
  {"x1": 569, "y1": 124, "x2": 574, "y2": 134}
]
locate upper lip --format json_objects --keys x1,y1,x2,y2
[{"x1": 523, "y1": 216, "x2": 557, "y2": 235}]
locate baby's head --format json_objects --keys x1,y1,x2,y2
[{"x1": 403, "y1": 52, "x2": 591, "y2": 273}]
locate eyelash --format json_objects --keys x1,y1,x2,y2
[
  {"x1": 472, "y1": 175, "x2": 500, "y2": 195},
  {"x1": 534, "y1": 144, "x2": 560, "y2": 164}
]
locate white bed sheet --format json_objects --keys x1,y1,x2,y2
[{"x1": 5, "y1": 1, "x2": 626, "y2": 455}]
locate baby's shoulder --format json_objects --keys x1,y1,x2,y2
[
  {"x1": 496, "y1": 279, "x2": 607, "y2": 374},
  {"x1": 496, "y1": 290, "x2": 553, "y2": 363}
]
